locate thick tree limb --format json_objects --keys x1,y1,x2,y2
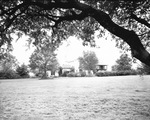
[
  {"x1": 0, "y1": 6, "x2": 28, "y2": 32},
  {"x1": 94, "y1": 12, "x2": 150, "y2": 66},
  {"x1": 0, "y1": 2, "x2": 27, "y2": 16},
  {"x1": 72, "y1": 2, "x2": 150, "y2": 66},
  {"x1": 94, "y1": 11, "x2": 150, "y2": 66}
]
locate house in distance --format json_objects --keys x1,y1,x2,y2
[{"x1": 96, "y1": 64, "x2": 108, "y2": 72}]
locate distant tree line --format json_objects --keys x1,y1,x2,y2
[{"x1": 1, "y1": 50, "x2": 150, "y2": 79}]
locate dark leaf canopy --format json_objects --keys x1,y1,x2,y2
[
  {"x1": 0, "y1": 0, "x2": 150, "y2": 66},
  {"x1": 0, "y1": 0, "x2": 148, "y2": 45}
]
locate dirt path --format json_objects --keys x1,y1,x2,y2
[{"x1": 0, "y1": 76, "x2": 150, "y2": 120}]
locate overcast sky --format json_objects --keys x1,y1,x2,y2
[{"x1": 12, "y1": 33, "x2": 123, "y2": 71}]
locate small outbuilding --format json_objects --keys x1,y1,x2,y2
[{"x1": 96, "y1": 64, "x2": 108, "y2": 72}]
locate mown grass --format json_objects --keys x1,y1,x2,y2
[{"x1": 0, "y1": 76, "x2": 150, "y2": 120}]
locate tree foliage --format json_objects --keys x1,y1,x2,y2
[
  {"x1": 142, "y1": 64, "x2": 150, "y2": 74},
  {"x1": 0, "y1": 52, "x2": 18, "y2": 72},
  {"x1": 16, "y1": 64, "x2": 29, "y2": 78},
  {"x1": 112, "y1": 54, "x2": 132, "y2": 71},
  {"x1": 0, "y1": 0, "x2": 150, "y2": 66},
  {"x1": 29, "y1": 41, "x2": 59, "y2": 78},
  {"x1": 0, "y1": 52, "x2": 19, "y2": 79},
  {"x1": 137, "y1": 63, "x2": 150, "y2": 75},
  {"x1": 79, "y1": 51, "x2": 98, "y2": 72}
]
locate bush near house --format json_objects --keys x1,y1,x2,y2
[
  {"x1": 66, "y1": 71, "x2": 89, "y2": 77},
  {"x1": 16, "y1": 64, "x2": 30, "y2": 78},
  {"x1": 0, "y1": 70, "x2": 20, "y2": 79},
  {"x1": 61, "y1": 71, "x2": 70, "y2": 77},
  {"x1": 80, "y1": 71, "x2": 87, "y2": 77},
  {"x1": 96, "y1": 70, "x2": 138, "y2": 77},
  {"x1": 67, "y1": 72, "x2": 80, "y2": 77},
  {"x1": 0, "y1": 64, "x2": 30, "y2": 79}
]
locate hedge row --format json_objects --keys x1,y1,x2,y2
[
  {"x1": 0, "y1": 70, "x2": 29, "y2": 79},
  {"x1": 60, "y1": 70, "x2": 139, "y2": 77},
  {"x1": 95, "y1": 70, "x2": 138, "y2": 77},
  {"x1": 66, "y1": 71, "x2": 87, "y2": 77}
]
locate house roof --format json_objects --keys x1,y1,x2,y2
[
  {"x1": 61, "y1": 64, "x2": 73, "y2": 69},
  {"x1": 97, "y1": 64, "x2": 108, "y2": 66}
]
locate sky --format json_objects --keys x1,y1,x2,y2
[
  {"x1": 57, "y1": 36, "x2": 122, "y2": 71},
  {"x1": 12, "y1": 34, "x2": 35, "y2": 65},
  {"x1": 11, "y1": 32, "x2": 123, "y2": 71}
]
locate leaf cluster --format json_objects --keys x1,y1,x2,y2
[
  {"x1": 0, "y1": 0, "x2": 150, "y2": 50},
  {"x1": 0, "y1": 51, "x2": 18, "y2": 72},
  {"x1": 29, "y1": 42, "x2": 59, "y2": 73},
  {"x1": 16, "y1": 64, "x2": 29, "y2": 78},
  {"x1": 78, "y1": 51, "x2": 99, "y2": 71},
  {"x1": 112, "y1": 53, "x2": 132, "y2": 71}
]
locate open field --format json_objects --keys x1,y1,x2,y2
[{"x1": 0, "y1": 76, "x2": 150, "y2": 120}]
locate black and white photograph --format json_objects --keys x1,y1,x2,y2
[{"x1": 0, "y1": 0, "x2": 150, "y2": 119}]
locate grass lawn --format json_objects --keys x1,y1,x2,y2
[{"x1": 0, "y1": 75, "x2": 150, "y2": 120}]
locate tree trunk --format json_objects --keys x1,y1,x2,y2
[
  {"x1": 43, "y1": 68, "x2": 47, "y2": 78},
  {"x1": 42, "y1": 63, "x2": 47, "y2": 79}
]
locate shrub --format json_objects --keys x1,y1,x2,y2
[
  {"x1": 67, "y1": 72, "x2": 77, "y2": 77},
  {"x1": 80, "y1": 71, "x2": 86, "y2": 77},
  {"x1": 67, "y1": 72, "x2": 81, "y2": 77},
  {"x1": 67, "y1": 71, "x2": 95, "y2": 77},
  {"x1": 16, "y1": 64, "x2": 29, "y2": 78},
  {"x1": 61, "y1": 71, "x2": 70, "y2": 77},
  {"x1": 96, "y1": 70, "x2": 138, "y2": 77},
  {"x1": 0, "y1": 70, "x2": 20, "y2": 79}
]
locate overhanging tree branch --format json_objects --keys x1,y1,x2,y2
[
  {"x1": 0, "y1": 2, "x2": 28, "y2": 16},
  {"x1": 53, "y1": 11, "x2": 88, "y2": 27},
  {"x1": 29, "y1": 1, "x2": 74, "y2": 10},
  {"x1": 73, "y1": 3, "x2": 150, "y2": 66},
  {"x1": 0, "y1": 6, "x2": 28, "y2": 32},
  {"x1": 94, "y1": 11, "x2": 150, "y2": 65},
  {"x1": 130, "y1": 13, "x2": 150, "y2": 29},
  {"x1": 0, "y1": 0, "x2": 150, "y2": 67}
]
